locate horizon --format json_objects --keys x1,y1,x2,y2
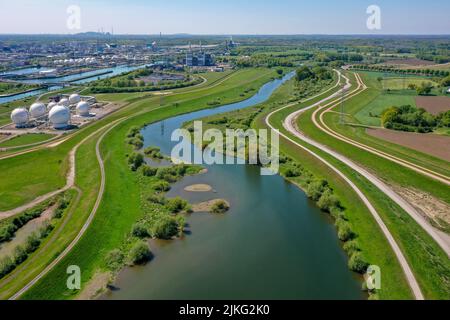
[{"x1": 0, "y1": 0, "x2": 449, "y2": 35}]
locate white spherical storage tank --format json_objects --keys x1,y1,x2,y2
[
  {"x1": 49, "y1": 105, "x2": 70, "y2": 129},
  {"x1": 69, "y1": 94, "x2": 81, "y2": 105},
  {"x1": 29, "y1": 102, "x2": 47, "y2": 118},
  {"x1": 47, "y1": 102, "x2": 57, "y2": 110},
  {"x1": 59, "y1": 98, "x2": 69, "y2": 107},
  {"x1": 11, "y1": 108, "x2": 29, "y2": 126},
  {"x1": 76, "y1": 101, "x2": 90, "y2": 116}
]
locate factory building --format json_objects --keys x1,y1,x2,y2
[
  {"x1": 10, "y1": 93, "x2": 95, "y2": 130},
  {"x1": 185, "y1": 43, "x2": 215, "y2": 67}
]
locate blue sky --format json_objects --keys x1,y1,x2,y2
[{"x1": 0, "y1": 0, "x2": 449, "y2": 34}]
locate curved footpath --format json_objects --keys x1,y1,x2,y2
[{"x1": 265, "y1": 70, "x2": 424, "y2": 299}]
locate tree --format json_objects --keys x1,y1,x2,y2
[
  {"x1": 348, "y1": 252, "x2": 369, "y2": 274},
  {"x1": 210, "y1": 200, "x2": 230, "y2": 214},
  {"x1": 128, "y1": 152, "x2": 144, "y2": 171},
  {"x1": 417, "y1": 82, "x2": 433, "y2": 96},
  {"x1": 132, "y1": 223, "x2": 149, "y2": 238},
  {"x1": 166, "y1": 197, "x2": 189, "y2": 213},
  {"x1": 152, "y1": 217, "x2": 179, "y2": 239},
  {"x1": 295, "y1": 66, "x2": 314, "y2": 81}
]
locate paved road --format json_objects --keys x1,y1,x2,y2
[{"x1": 265, "y1": 70, "x2": 424, "y2": 300}]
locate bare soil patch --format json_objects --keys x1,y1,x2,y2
[
  {"x1": 383, "y1": 58, "x2": 436, "y2": 66},
  {"x1": 393, "y1": 186, "x2": 450, "y2": 233},
  {"x1": 367, "y1": 128, "x2": 450, "y2": 162},
  {"x1": 184, "y1": 184, "x2": 212, "y2": 192},
  {"x1": 192, "y1": 199, "x2": 230, "y2": 213},
  {"x1": 76, "y1": 272, "x2": 111, "y2": 300},
  {"x1": 415, "y1": 96, "x2": 450, "y2": 115}
]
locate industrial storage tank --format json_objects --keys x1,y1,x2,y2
[
  {"x1": 69, "y1": 94, "x2": 81, "y2": 105},
  {"x1": 59, "y1": 98, "x2": 69, "y2": 107},
  {"x1": 49, "y1": 105, "x2": 70, "y2": 129},
  {"x1": 29, "y1": 102, "x2": 46, "y2": 118},
  {"x1": 47, "y1": 102, "x2": 57, "y2": 110},
  {"x1": 11, "y1": 108, "x2": 29, "y2": 126},
  {"x1": 76, "y1": 101, "x2": 90, "y2": 116}
]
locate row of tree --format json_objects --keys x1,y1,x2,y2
[{"x1": 381, "y1": 105, "x2": 450, "y2": 133}]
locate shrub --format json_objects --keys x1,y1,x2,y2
[
  {"x1": 0, "y1": 256, "x2": 15, "y2": 279},
  {"x1": 317, "y1": 190, "x2": 341, "y2": 212},
  {"x1": 285, "y1": 168, "x2": 301, "y2": 178},
  {"x1": 144, "y1": 146, "x2": 163, "y2": 159},
  {"x1": 166, "y1": 197, "x2": 189, "y2": 214},
  {"x1": 152, "y1": 217, "x2": 179, "y2": 239},
  {"x1": 105, "y1": 249, "x2": 125, "y2": 271},
  {"x1": 147, "y1": 194, "x2": 166, "y2": 205},
  {"x1": 211, "y1": 200, "x2": 230, "y2": 214},
  {"x1": 141, "y1": 165, "x2": 157, "y2": 177},
  {"x1": 336, "y1": 219, "x2": 354, "y2": 242},
  {"x1": 132, "y1": 223, "x2": 150, "y2": 238},
  {"x1": 129, "y1": 241, "x2": 152, "y2": 265},
  {"x1": 153, "y1": 181, "x2": 171, "y2": 192},
  {"x1": 348, "y1": 252, "x2": 369, "y2": 274},
  {"x1": 128, "y1": 152, "x2": 144, "y2": 171},
  {"x1": 343, "y1": 240, "x2": 360, "y2": 255},
  {"x1": 306, "y1": 180, "x2": 327, "y2": 201}
]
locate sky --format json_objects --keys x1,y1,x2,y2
[{"x1": 0, "y1": 0, "x2": 449, "y2": 35}]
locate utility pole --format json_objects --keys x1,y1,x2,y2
[{"x1": 340, "y1": 83, "x2": 346, "y2": 125}]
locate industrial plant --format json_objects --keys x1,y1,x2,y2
[{"x1": 7, "y1": 93, "x2": 99, "y2": 131}]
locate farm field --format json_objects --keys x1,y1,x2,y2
[
  {"x1": 366, "y1": 128, "x2": 450, "y2": 162},
  {"x1": 415, "y1": 96, "x2": 450, "y2": 115}
]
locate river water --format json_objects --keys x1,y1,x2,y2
[
  {"x1": 0, "y1": 65, "x2": 150, "y2": 105},
  {"x1": 102, "y1": 72, "x2": 364, "y2": 300}
]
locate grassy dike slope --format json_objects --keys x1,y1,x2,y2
[
  {"x1": 189, "y1": 76, "x2": 414, "y2": 299},
  {"x1": 287, "y1": 76, "x2": 449, "y2": 298},
  {"x1": 18, "y1": 68, "x2": 280, "y2": 299}
]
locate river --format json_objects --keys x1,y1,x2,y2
[
  {"x1": 102, "y1": 72, "x2": 364, "y2": 300},
  {"x1": 0, "y1": 64, "x2": 151, "y2": 105}
]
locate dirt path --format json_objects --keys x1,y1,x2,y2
[
  {"x1": 9, "y1": 119, "x2": 121, "y2": 300},
  {"x1": 265, "y1": 70, "x2": 424, "y2": 300}
]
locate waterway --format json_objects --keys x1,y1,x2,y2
[
  {"x1": 103, "y1": 72, "x2": 364, "y2": 300},
  {"x1": 0, "y1": 64, "x2": 151, "y2": 105}
]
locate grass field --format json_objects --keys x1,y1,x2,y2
[
  {"x1": 0, "y1": 133, "x2": 54, "y2": 148},
  {"x1": 381, "y1": 78, "x2": 437, "y2": 91}
]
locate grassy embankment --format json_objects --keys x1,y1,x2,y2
[
  {"x1": 282, "y1": 74, "x2": 449, "y2": 299},
  {"x1": 0, "y1": 134, "x2": 55, "y2": 148},
  {"x1": 10, "y1": 68, "x2": 280, "y2": 299}
]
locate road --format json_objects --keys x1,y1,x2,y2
[{"x1": 265, "y1": 70, "x2": 424, "y2": 300}]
